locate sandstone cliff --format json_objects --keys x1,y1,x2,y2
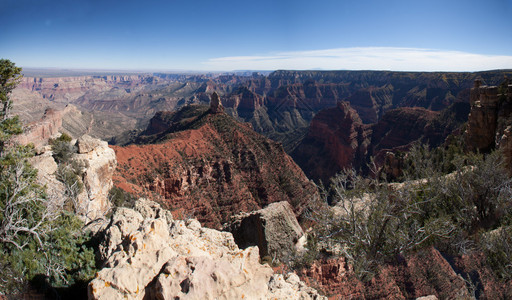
[
  {"x1": 13, "y1": 75, "x2": 211, "y2": 141},
  {"x1": 13, "y1": 107, "x2": 63, "y2": 150},
  {"x1": 113, "y1": 104, "x2": 318, "y2": 229},
  {"x1": 219, "y1": 70, "x2": 509, "y2": 149},
  {"x1": 465, "y1": 79, "x2": 512, "y2": 170},
  {"x1": 29, "y1": 134, "x2": 117, "y2": 222},
  {"x1": 89, "y1": 199, "x2": 325, "y2": 300},
  {"x1": 73, "y1": 135, "x2": 117, "y2": 221},
  {"x1": 225, "y1": 201, "x2": 306, "y2": 261}
]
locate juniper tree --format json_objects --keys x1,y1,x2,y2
[{"x1": 0, "y1": 59, "x2": 96, "y2": 294}]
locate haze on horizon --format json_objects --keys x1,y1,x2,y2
[{"x1": 1, "y1": 0, "x2": 511, "y2": 72}]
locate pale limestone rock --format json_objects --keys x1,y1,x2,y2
[
  {"x1": 73, "y1": 135, "x2": 117, "y2": 221},
  {"x1": 267, "y1": 273, "x2": 325, "y2": 299},
  {"x1": 28, "y1": 151, "x2": 66, "y2": 212},
  {"x1": 225, "y1": 201, "x2": 305, "y2": 260},
  {"x1": 29, "y1": 134, "x2": 116, "y2": 224},
  {"x1": 77, "y1": 134, "x2": 105, "y2": 154},
  {"x1": 416, "y1": 296, "x2": 438, "y2": 300},
  {"x1": 134, "y1": 198, "x2": 173, "y2": 222},
  {"x1": 89, "y1": 199, "x2": 325, "y2": 300}
]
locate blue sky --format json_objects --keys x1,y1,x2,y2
[{"x1": 1, "y1": 0, "x2": 511, "y2": 71}]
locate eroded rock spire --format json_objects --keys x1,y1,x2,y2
[{"x1": 209, "y1": 92, "x2": 224, "y2": 114}]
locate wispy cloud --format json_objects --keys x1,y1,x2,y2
[{"x1": 203, "y1": 47, "x2": 512, "y2": 71}]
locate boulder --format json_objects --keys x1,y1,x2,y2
[
  {"x1": 224, "y1": 201, "x2": 305, "y2": 261},
  {"x1": 76, "y1": 134, "x2": 106, "y2": 154},
  {"x1": 89, "y1": 199, "x2": 324, "y2": 300}
]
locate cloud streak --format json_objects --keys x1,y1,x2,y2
[{"x1": 204, "y1": 47, "x2": 512, "y2": 71}]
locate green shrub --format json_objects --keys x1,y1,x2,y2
[
  {"x1": 0, "y1": 212, "x2": 97, "y2": 292},
  {"x1": 481, "y1": 226, "x2": 512, "y2": 280},
  {"x1": 109, "y1": 186, "x2": 136, "y2": 208},
  {"x1": 51, "y1": 138, "x2": 76, "y2": 165},
  {"x1": 0, "y1": 60, "x2": 97, "y2": 295},
  {"x1": 303, "y1": 145, "x2": 512, "y2": 281}
]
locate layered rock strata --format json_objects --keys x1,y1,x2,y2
[{"x1": 113, "y1": 105, "x2": 317, "y2": 229}]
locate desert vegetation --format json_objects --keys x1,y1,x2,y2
[
  {"x1": 298, "y1": 140, "x2": 512, "y2": 288},
  {"x1": 0, "y1": 60, "x2": 97, "y2": 296}
]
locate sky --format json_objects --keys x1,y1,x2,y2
[{"x1": 1, "y1": 0, "x2": 512, "y2": 72}]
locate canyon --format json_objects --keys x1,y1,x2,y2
[
  {"x1": 14, "y1": 70, "x2": 512, "y2": 151},
  {"x1": 10, "y1": 69, "x2": 512, "y2": 299},
  {"x1": 112, "y1": 101, "x2": 317, "y2": 229}
]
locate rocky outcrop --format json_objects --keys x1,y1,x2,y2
[
  {"x1": 465, "y1": 79, "x2": 512, "y2": 171},
  {"x1": 29, "y1": 134, "x2": 116, "y2": 222},
  {"x1": 466, "y1": 80, "x2": 512, "y2": 151},
  {"x1": 73, "y1": 135, "x2": 117, "y2": 221},
  {"x1": 14, "y1": 108, "x2": 63, "y2": 150},
  {"x1": 209, "y1": 92, "x2": 224, "y2": 114},
  {"x1": 89, "y1": 199, "x2": 325, "y2": 300},
  {"x1": 300, "y1": 247, "x2": 471, "y2": 299},
  {"x1": 466, "y1": 80, "x2": 501, "y2": 152},
  {"x1": 113, "y1": 105, "x2": 317, "y2": 229},
  {"x1": 292, "y1": 101, "x2": 371, "y2": 182},
  {"x1": 225, "y1": 201, "x2": 306, "y2": 260}
]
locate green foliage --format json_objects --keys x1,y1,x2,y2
[
  {"x1": 481, "y1": 226, "x2": 512, "y2": 280},
  {"x1": 0, "y1": 143, "x2": 43, "y2": 251},
  {"x1": 109, "y1": 186, "x2": 136, "y2": 208},
  {"x1": 51, "y1": 133, "x2": 87, "y2": 214},
  {"x1": 0, "y1": 59, "x2": 22, "y2": 119},
  {"x1": 55, "y1": 161, "x2": 85, "y2": 212},
  {"x1": 0, "y1": 60, "x2": 97, "y2": 295},
  {"x1": 302, "y1": 143, "x2": 512, "y2": 282},
  {"x1": 51, "y1": 136, "x2": 76, "y2": 165},
  {"x1": 56, "y1": 132, "x2": 72, "y2": 143},
  {"x1": 0, "y1": 59, "x2": 22, "y2": 155},
  {"x1": 0, "y1": 212, "x2": 97, "y2": 290}
]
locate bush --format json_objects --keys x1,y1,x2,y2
[
  {"x1": 108, "y1": 186, "x2": 136, "y2": 208},
  {"x1": 55, "y1": 161, "x2": 85, "y2": 213},
  {"x1": 0, "y1": 212, "x2": 97, "y2": 294},
  {"x1": 51, "y1": 136, "x2": 76, "y2": 165},
  {"x1": 301, "y1": 145, "x2": 512, "y2": 281},
  {"x1": 0, "y1": 60, "x2": 97, "y2": 296},
  {"x1": 481, "y1": 226, "x2": 512, "y2": 280}
]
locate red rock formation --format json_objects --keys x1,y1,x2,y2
[
  {"x1": 300, "y1": 247, "x2": 474, "y2": 299},
  {"x1": 466, "y1": 81, "x2": 501, "y2": 152},
  {"x1": 113, "y1": 105, "x2": 317, "y2": 229},
  {"x1": 454, "y1": 251, "x2": 512, "y2": 299},
  {"x1": 369, "y1": 107, "x2": 441, "y2": 153},
  {"x1": 465, "y1": 79, "x2": 512, "y2": 172},
  {"x1": 293, "y1": 101, "x2": 469, "y2": 182},
  {"x1": 291, "y1": 101, "x2": 371, "y2": 182}
]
